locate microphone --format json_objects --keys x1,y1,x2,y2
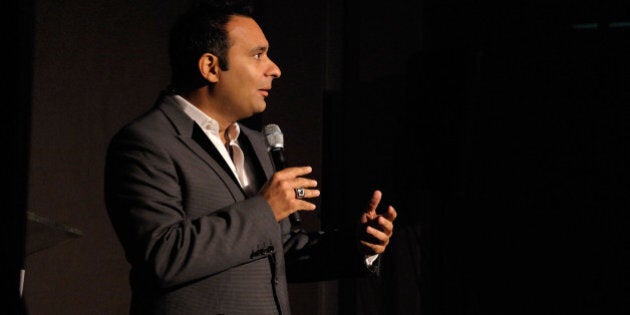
[{"x1": 263, "y1": 124, "x2": 302, "y2": 225}]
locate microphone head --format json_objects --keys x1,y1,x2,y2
[{"x1": 263, "y1": 124, "x2": 284, "y2": 149}]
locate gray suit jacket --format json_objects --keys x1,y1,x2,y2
[{"x1": 105, "y1": 93, "x2": 372, "y2": 315}]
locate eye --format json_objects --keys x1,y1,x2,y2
[{"x1": 254, "y1": 53, "x2": 263, "y2": 60}]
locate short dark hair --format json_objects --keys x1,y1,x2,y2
[{"x1": 168, "y1": 0, "x2": 255, "y2": 92}]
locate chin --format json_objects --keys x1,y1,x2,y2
[{"x1": 256, "y1": 102, "x2": 267, "y2": 113}]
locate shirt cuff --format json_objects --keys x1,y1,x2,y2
[{"x1": 365, "y1": 254, "x2": 379, "y2": 267}]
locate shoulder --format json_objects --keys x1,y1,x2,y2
[
  {"x1": 110, "y1": 108, "x2": 169, "y2": 144},
  {"x1": 110, "y1": 94, "x2": 193, "y2": 145}
]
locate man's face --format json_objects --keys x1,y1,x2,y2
[{"x1": 214, "y1": 15, "x2": 281, "y2": 121}]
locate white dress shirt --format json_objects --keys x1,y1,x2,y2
[{"x1": 171, "y1": 94, "x2": 251, "y2": 190}]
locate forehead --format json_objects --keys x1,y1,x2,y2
[{"x1": 225, "y1": 15, "x2": 269, "y2": 49}]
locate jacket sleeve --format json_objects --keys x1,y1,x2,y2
[{"x1": 282, "y1": 226, "x2": 381, "y2": 283}]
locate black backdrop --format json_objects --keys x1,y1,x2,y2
[
  {"x1": 3, "y1": 0, "x2": 33, "y2": 313},
  {"x1": 328, "y1": 1, "x2": 627, "y2": 314}
]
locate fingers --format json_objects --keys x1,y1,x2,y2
[
  {"x1": 362, "y1": 190, "x2": 382, "y2": 223},
  {"x1": 358, "y1": 190, "x2": 397, "y2": 255},
  {"x1": 273, "y1": 166, "x2": 319, "y2": 198},
  {"x1": 360, "y1": 221, "x2": 391, "y2": 254},
  {"x1": 360, "y1": 218, "x2": 393, "y2": 255},
  {"x1": 383, "y1": 205, "x2": 397, "y2": 222},
  {"x1": 262, "y1": 166, "x2": 320, "y2": 221},
  {"x1": 360, "y1": 240, "x2": 386, "y2": 255},
  {"x1": 292, "y1": 186, "x2": 320, "y2": 211},
  {"x1": 294, "y1": 186, "x2": 320, "y2": 200},
  {"x1": 277, "y1": 166, "x2": 319, "y2": 200},
  {"x1": 274, "y1": 165, "x2": 314, "y2": 180},
  {"x1": 367, "y1": 215, "x2": 394, "y2": 239},
  {"x1": 293, "y1": 177, "x2": 319, "y2": 191},
  {"x1": 365, "y1": 190, "x2": 382, "y2": 213}
]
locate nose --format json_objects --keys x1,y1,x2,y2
[{"x1": 268, "y1": 59, "x2": 281, "y2": 79}]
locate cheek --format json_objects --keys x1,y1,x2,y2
[
  {"x1": 229, "y1": 68, "x2": 256, "y2": 89},
  {"x1": 221, "y1": 74, "x2": 247, "y2": 96}
]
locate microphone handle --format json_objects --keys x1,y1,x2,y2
[
  {"x1": 290, "y1": 206, "x2": 302, "y2": 226},
  {"x1": 270, "y1": 148, "x2": 302, "y2": 225}
]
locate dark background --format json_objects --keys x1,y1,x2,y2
[{"x1": 3, "y1": 0, "x2": 626, "y2": 314}]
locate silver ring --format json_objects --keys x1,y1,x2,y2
[{"x1": 295, "y1": 187, "x2": 305, "y2": 199}]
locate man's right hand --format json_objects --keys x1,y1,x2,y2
[{"x1": 260, "y1": 166, "x2": 320, "y2": 221}]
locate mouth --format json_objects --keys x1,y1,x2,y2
[{"x1": 259, "y1": 89, "x2": 270, "y2": 97}]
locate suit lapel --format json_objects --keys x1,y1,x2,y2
[
  {"x1": 240, "y1": 126, "x2": 275, "y2": 180},
  {"x1": 156, "y1": 94, "x2": 244, "y2": 198},
  {"x1": 190, "y1": 125, "x2": 242, "y2": 186}
]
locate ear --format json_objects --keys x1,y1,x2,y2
[{"x1": 198, "y1": 53, "x2": 220, "y2": 83}]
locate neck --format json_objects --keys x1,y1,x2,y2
[{"x1": 179, "y1": 89, "x2": 236, "y2": 138}]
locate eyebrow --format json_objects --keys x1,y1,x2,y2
[{"x1": 251, "y1": 45, "x2": 268, "y2": 54}]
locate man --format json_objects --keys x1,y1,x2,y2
[{"x1": 104, "y1": 0, "x2": 397, "y2": 314}]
